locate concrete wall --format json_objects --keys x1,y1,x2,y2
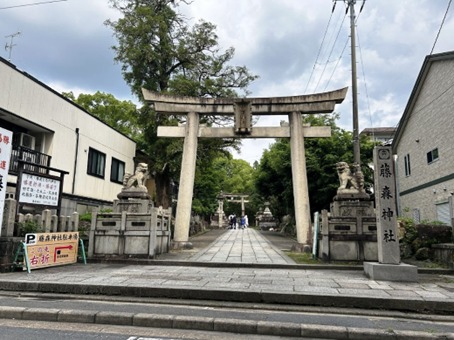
[{"x1": 396, "y1": 59, "x2": 454, "y2": 224}]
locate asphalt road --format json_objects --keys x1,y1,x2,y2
[
  {"x1": 1, "y1": 292, "x2": 453, "y2": 335},
  {"x1": 0, "y1": 319, "x2": 292, "y2": 340}
]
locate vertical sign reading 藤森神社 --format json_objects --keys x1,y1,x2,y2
[
  {"x1": 373, "y1": 146, "x2": 400, "y2": 264},
  {"x1": 0, "y1": 128, "x2": 13, "y2": 236}
]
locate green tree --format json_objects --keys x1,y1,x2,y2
[
  {"x1": 254, "y1": 114, "x2": 376, "y2": 233},
  {"x1": 106, "y1": 0, "x2": 257, "y2": 207},
  {"x1": 62, "y1": 91, "x2": 141, "y2": 140},
  {"x1": 192, "y1": 153, "x2": 256, "y2": 218}
]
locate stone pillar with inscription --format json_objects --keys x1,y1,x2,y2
[{"x1": 364, "y1": 146, "x2": 417, "y2": 281}]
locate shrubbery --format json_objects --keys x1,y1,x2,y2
[{"x1": 398, "y1": 218, "x2": 453, "y2": 261}]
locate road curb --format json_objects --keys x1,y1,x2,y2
[
  {"x1": 0, "y1": 280, "x2": 452, "y2": 314},
  {"x1": 0, "y1": 306, "x2": 451, "y2": 339},
  {"x1": 85, "y1": 258, "x2": 454, "y2": 274}
]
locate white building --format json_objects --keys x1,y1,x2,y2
[
  {"x1": 360, "y1": 127, "x2": 396, "y2": 145},
  {"x1": 0, "y1": 57, "x2": 137, "y2": 215},
  {"x1": 393, "y1": 51, "x2": 454, "y2": 226}
]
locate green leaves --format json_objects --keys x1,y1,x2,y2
[
  {"x1": 62, "y1": 91, "x2": 141, "y2": 141},
  {"x1": 106, "y1": 0, "x2": 257, "y2": 208},
  {"x1": 254, "y1": 114, "x2": 376, "y2": 223}
]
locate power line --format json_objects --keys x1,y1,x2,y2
[
  {"x1": 304, "y1": 9, "x2": 335, "y2": 94},
  {"x1": 323, "y1": 36, "x2": 349, "y2": 91},
  {"x1": 313, "y1": 11, "x2": 347, "y2": 93},
  {"x1": 0, "y1": 0, "x2": 67, "y2": 10},
  {"x1": 356, "y1": 27, "x2": 374, "y2": 141},
  {"x1": 430, "y1": 0, "x2": 452, "y2": 55},
  {"x1": 323, "y1": 4, "x2": 365, "y2": 92}
]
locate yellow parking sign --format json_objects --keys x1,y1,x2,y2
[{"x1": 24, "y1": 232, "x2": 79, "y2": 270}]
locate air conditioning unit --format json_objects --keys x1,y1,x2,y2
[{"x1": 19, "y1": 133, "x2": 35, "y2": 149}]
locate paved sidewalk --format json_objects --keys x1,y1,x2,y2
[
  {"x1": 0, "y1": 228, "x2": 453, "y2": 338},
  {"x1": 188, "y1": 228, "x2": 296, "y2": 264},
  {"x1": 0, "y1": 261, "x2": 453, "y2": 313}
]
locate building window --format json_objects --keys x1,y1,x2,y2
[
  {"x1": 110, "y1": 158, "x2": 125, "y2": 184},
  {"x1": 87, "y1": 148, "x2": 105, "y2": 178},
  {"x1": 436, "y1": 202, "x2": 450, "y2": 225},
  {"x1": 404, "y1": 154, "x2": 411, "y2": 176},
  {"x1": 427, "y1": 148, "x2": 439, "y2": 164}
]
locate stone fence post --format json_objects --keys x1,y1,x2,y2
[
  {"x1": 72, "y1": 212, "x2": 79, "y2": 232},
  {"x1": 1, "y1": 199, "x2": 16, "y2": 237},
  {"x1": 51, "y1": 215, "x2": 58, "y2": 233},
  {"x1": 42, "y1": 209, "x2": 52, "y2": 233}
]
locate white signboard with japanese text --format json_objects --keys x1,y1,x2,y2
[
  {"x1": 0, "y1": 128, "x2": 13, "y2": 235},
  {"x1": 19, "y1": 173, "x2": 60, "y2": 206}
]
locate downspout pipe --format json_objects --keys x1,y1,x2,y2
[{"x1": 72, "y1": 127, "x2": 79, "y2": 194}]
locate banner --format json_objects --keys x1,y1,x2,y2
[{"x1": 0, "y1": 128, "x2": 13, "y2": 235}]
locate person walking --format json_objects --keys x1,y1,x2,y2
[{"x1": 228, "y1": 214, "x2": 234, "y2": 229}]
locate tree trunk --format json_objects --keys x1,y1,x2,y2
[{"x1": 154, "y1": 172, "x2": 171, "y2": 208}]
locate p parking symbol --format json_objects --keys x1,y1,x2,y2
[{"x1": 25, "y1": 234, "x2": 37, "y2": 245}]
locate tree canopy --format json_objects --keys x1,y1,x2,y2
[
  {"x1": 106, "y1": 0, "x2": 258, "y2": 207},
  {"x1": 106, "y1": 0, "x2": 257, "y2": 102},
  {"x1": 62, "y1": 91, "x2": 141, "y2": 141},
  {"x1": 192, "y1": 153, "x2": 256, "y2": 218},
  {"x1": 254, "y1": 114, "x2": 376, "y2": 231}
]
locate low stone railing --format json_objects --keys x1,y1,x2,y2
[
  {"x1": 87, "y1": 206, "x2": 171, "y2": 259},
  {"x1": 1, "y1": 198, "x2": 79, "y2": 237},
  {"x1": 0, "y1": 198, "x2": 80, "y2": 272}
]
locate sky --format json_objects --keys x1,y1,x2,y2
[{"x1": 1, "y1": 0, "x2": 453, "y2": 164}]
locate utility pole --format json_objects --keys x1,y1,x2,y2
[
  {"x1": 348, "y1": 0, "x2": 360, "y2": 167},
  {"x1": 5, "y1": 31, "x2": 21, "y2": 62},
  {"x1": 333, "y1": 0, "x2": 364, "y2": 166}
]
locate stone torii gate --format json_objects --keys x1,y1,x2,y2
[
  {"x1": 143, "y1": 87, "x2": 348, "y2": 250},
  {"x1": 214, "y1": 193, "x2": 249, "y2": 228},
  {"x1": 221, "y1": 193, "x2": 249, "y2": 216}
]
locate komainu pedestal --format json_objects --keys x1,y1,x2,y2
[
  {"x1": 318, "y1": 162, "x2": 378, "y2": 262},
  {"x1": 88, "y1": 163, "x2": 172, "y2": 259}
]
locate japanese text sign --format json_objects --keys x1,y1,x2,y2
[
  {"x1": 373, "y1": 146, "x2": 400, "y2": 264},
  {"x1": 24, "y1": 232, "x2": 79, "y2": 270},
  {"x1": 19, "y1": 174, "x2": 60, "y2": 206},
  {"x1": 0, "y1": 128, "x2": 13, "y2": 235}
]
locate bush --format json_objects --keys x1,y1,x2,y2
[
  {"x1": 398, "y1": 217, "x2": 453, "y2": 260},
  {"x1": 415, "y1": 247, "x2": 431, "y2": 261},
  {"x1": 17, "y1": 220, "x2": 43, "y2": 237},
  {"x1": 416, "y1": 224, "x2": 453, "y2": 247}
]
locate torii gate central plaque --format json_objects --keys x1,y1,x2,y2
[{"x1": 143, "y1": 87, "x2": 348, "y2": 250}]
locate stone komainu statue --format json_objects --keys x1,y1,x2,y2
[
  {"x1": 123, "y1": 163, "x2": 149, "y2": 190},
  {"x1": 336, "y1": 161, "x2": 365, "y2": 193}
]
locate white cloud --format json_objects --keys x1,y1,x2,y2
[{"x1": 2, "y1": 0, "x2": 454, "y2": 163}]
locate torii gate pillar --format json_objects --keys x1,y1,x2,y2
[
  {"x1": 173, "y1": 111, "x2": 199, "y2": 247},
  {"x1": 289, "y1": 112, "x2": 312, "y2": 246}
]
